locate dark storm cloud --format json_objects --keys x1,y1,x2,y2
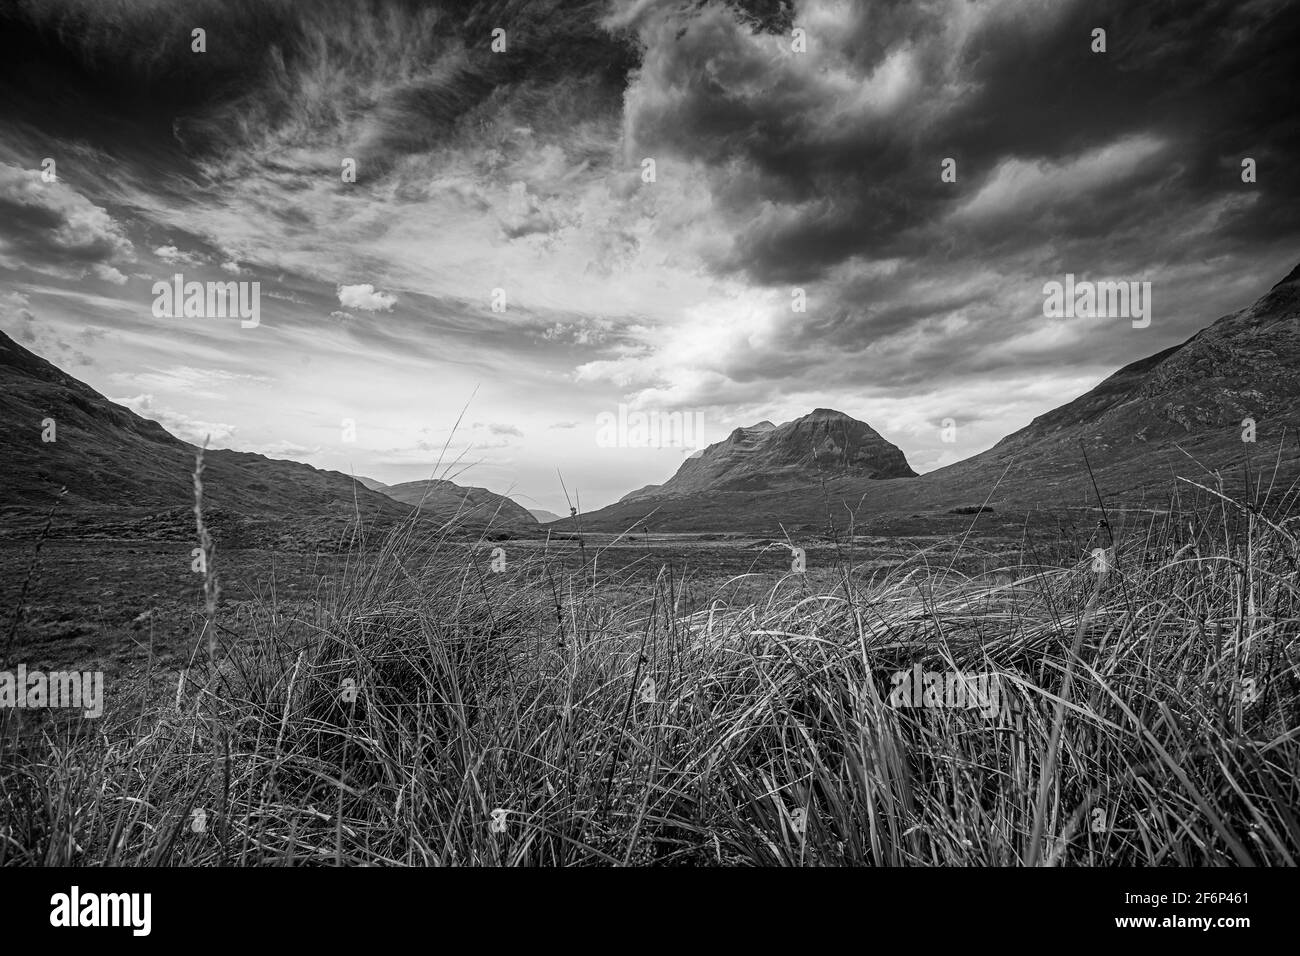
[
  {"x1": 620, "y1": 0, "x2": 1300, "y2": 284},
  {"x1": 5, "y1": 0, "x2": 1292, "y2": 296},
  {"x1": 0, "y1": 0, "x2": 296, "y2": 165}
]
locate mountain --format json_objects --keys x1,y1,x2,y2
[
  {"x1": 0, "y1": 330, "x2": 403, "y2": 516},
  {"x1": 620, "y1": 409, "x2": 915, "y2": 503},
  {"x1": 944, "y1": 263, "x2": 1300, "y2": 485},
  {"x1": 562, "y1": 263, "x2": 1300, "y2": 532},
  {"x1": 374, "y1": 479, "x2": 538, "y2": 526},
  {"x1": 528, "y1": 509, "x2": 563, "y2": 523}
]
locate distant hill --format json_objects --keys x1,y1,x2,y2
[
  {"x1": 0, "y1": 330, "x2": 403, "y2": 516},
  {"x1": 374, "y1": 479, "x2": 538, "y2": 527},
  {"x1": 562, "y1": 263, "x2": 1300, "y2": 532},
  {"x1": 528, "y1": 508, "x2": 563, "y2": 523},
  {"x1": 357, "y1": 476, "x2": 538, "y2": 526},
  {"x1": 620, "y1": 408, "x2": 915, "y2": 504}
]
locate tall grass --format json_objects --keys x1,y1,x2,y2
[{"x1": 2, "y1": 482, "x2": 1298, "y2": 866}]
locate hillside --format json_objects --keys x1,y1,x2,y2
[
  {"x1": 0, "y1": 330, "x2": 403, "y2": 516},
  {"x1": 951, "y1": 264, "x2": 1300, "y2": 479}
]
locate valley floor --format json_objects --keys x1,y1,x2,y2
[{"x1": 1, "y1": 486, "x2": 1297, "y2": 866}]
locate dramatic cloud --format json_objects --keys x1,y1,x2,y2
[
  {"x1": 1, "y1": 0, "x2": 1296, "y2": 509},
  {"x1": 613, "y1": 0, "x2": 1299, "y2": 284}
]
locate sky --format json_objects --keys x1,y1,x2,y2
[{"x1": 1, "y1": 0, "x2": 1298, "y2": 513}]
